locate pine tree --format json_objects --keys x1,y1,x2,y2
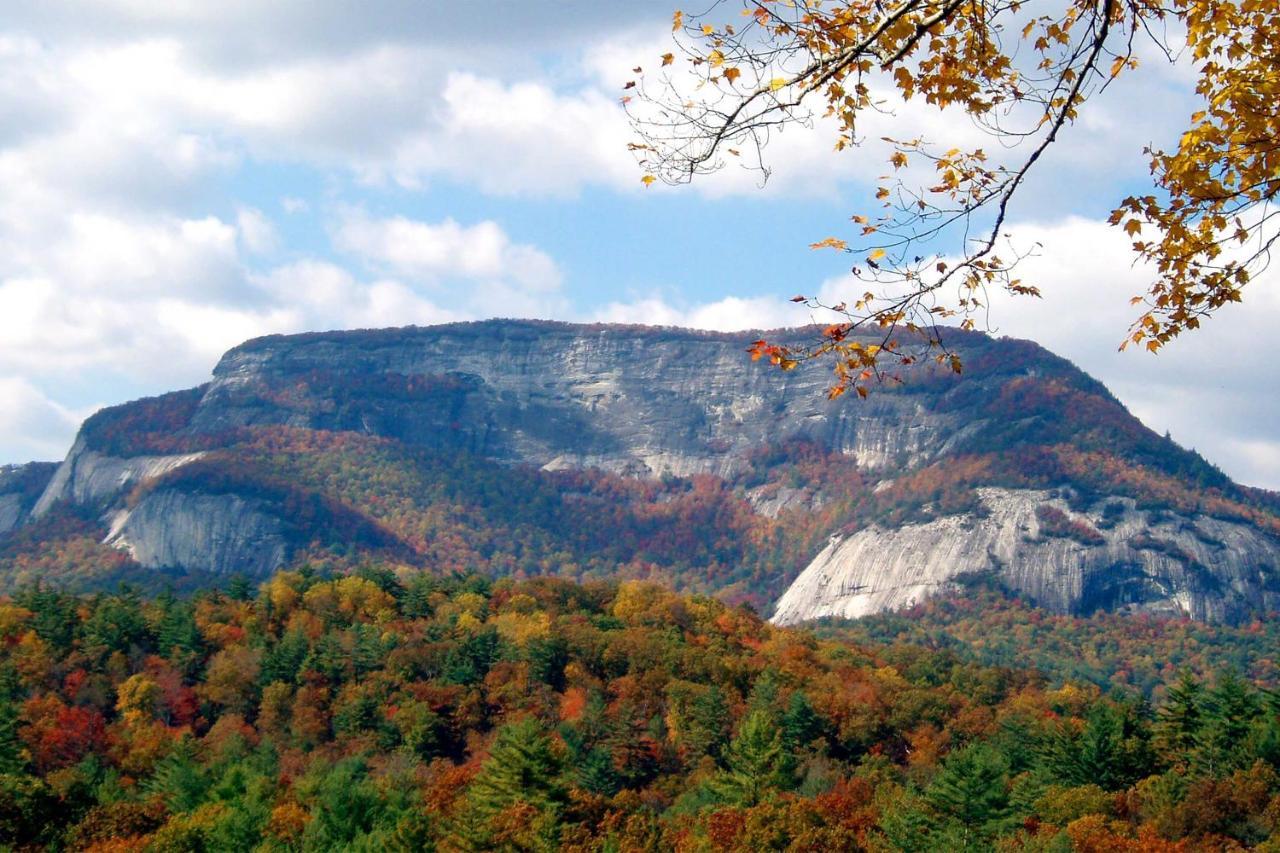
[
  {"x1": 0, "y1": 697, "x2": 22, "y2": 775},
  {"x1": 1196, "y1": 671, "x2": 1260, "y2": 776},
  {"x1": 781, "y1": 690, "x2": 823, "y2": 752},
  {"x1": 1155, "y1": 669, "x2": 1203, "y2": 766},
  {"x1": 684, "y1": 686, "x2": 729, "y2": 760},
  {"x1": 709, "y1": 710, "x2": 795, "y2": 807},
  {"x1": 144, "y1": 739, "x2": 210, "y2": 812},
  {"x1": 157, "y1": 599, "x2": 203, "y2": 661},
  {"x1": 226, "y1": 574, "x2": 253, "y2": 601},
  {"x1": 1045, "y1": 703, "x2": 1155, "y2": 790},
  {"x1": 451, "y1": 719, "x2": 567, "y2": 851},
  {"x1": 925, "y1": 744, "x2": 1011, "y2": 846},
  {"x1": 746, "y1": 669, "x2": 781, "y2": 714},
  {"x1": 575, "y1": 746, "x2": 620, "y2": 796}
]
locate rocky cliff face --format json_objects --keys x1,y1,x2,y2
[
  {"x1": 0, "y1": 463, "x2": 57, "y2": 535},
  {"x1": 103, "y1": 490, "x2": 288, "y2": 578},
  {"x1": 32, "y1": 437, "x2": 206, "y2": 519},
  {"x1": 11, "y1": 320, "x2": 1280, "y2": 621},
  {"x1": 188, "y1": 322, "x2": 974, "y2": 477},
  {"x1": 772, "y1": 487, "x2": 1280, "y2": 625}
]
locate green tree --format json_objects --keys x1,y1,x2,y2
[
  {"x1": 300, "y1": 758, "x2": 389, "y2": 850},
  {"x1": 781, "y1": 690, "x2": 824, "y2": 752},
  {"x1": 0, "y1": 698, "x2": 22, "y2": 775},
  {"x1": 1042, "y1": 703, "x2": 1155, "y2": 790},
  {"x1": 156, "y1": 597, "x2": 203, "y2": 662},
  {"x1": 709, "y1": 710, "x2": 796, "y2": 807},
  {"x1": 1196, "y1": 671, "x2": 1260, "y2": 776},
  {"x1": 452, "y1": 719, "x2": 568, "y2": 851},
  {"x1": 1155, "y1": 670, "x2": 1204, "y2": 766},
  {"x1": 925, "y1": 744, "x2": 1011, "y2": 846}
]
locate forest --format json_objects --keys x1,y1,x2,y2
[{"x1": 1, "y1": 568, "x2": 1279, "y2": 851}]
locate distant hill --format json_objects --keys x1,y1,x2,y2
[{"x1": 5, "y1": 319, "x2": 1279, "y2": 622}]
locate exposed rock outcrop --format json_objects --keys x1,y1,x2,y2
[
  {"x1": 32, "y1": 437, "x2": 205, "y2": 517},
  {"x1": 187, "y1": 323, "x2": 976, "y2": 478},
  {"x1": 104, "y1": 489, "x2": 288, "y2": 577},
  {"x1": 772, "y1": 488, "x2": 1280, "y2": 624},
  {"x1": 0, "y1": 462, "x2": 57, "y2": 534}
]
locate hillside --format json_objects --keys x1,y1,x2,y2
[
  {"x1": 1, "y1": 570, "x2": 1279, "y2": 850},
  {"x1": 4, "y1": 319, "x2": 1280, "y2": 622}
]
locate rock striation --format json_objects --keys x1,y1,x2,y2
[
  {"x1": 187, "y1": 322, "x2": 975, "y2": 478},
  {"x1": 32, "y1": 437, "x2": 206, "y2": 518},
  {"x1": 103, "y1": 489, "x2": 288, "y2": 578},
  {"x1": 771, "y1": 487, "x2": 1280, "y2": 625}
]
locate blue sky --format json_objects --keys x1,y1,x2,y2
[{"x1": 1, "y1": 1, "x2": 1278, "y2": 488}]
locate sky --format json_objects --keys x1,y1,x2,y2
[{"x1": 1, "y1": 1, "x2": 1277, "y2": 489}]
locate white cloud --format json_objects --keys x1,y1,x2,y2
[
  {"x1": 0, "y1": 378, "x2": 85, "y2": 463},
  {"x1": 593, "y1": 294, "x2": 809, "y2": 332},
  {"x1": 383, "y1": 71, "x2": 637, "y2": 195},
  {"x1": 334, "y1": 212, "x2": 561, "y2": 291},
  {"x1": 249, "y1": 260, "x2": 465, "y2": 331},
  {"x1": 236, "y1": 207, "x2": 278, "y2": 254}
]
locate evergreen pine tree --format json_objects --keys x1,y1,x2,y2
[
  {"x1": 1155, "y1": 669, "x2": 1204, "y2": 766},
  {"x1": 157, "y1": 599, "x2": 203, "y2": 659},
  {"x1": 452, "y1": 719, "x2": 567, "y2": 851},
  {"x1": 709, "y1": 710, "x2": 795, "y2": 807},
  {"x1": 925, "y1": 744, "x2": 1011, "y2": 846},
  {"x1": 575, "y1": 746, "x2": 621, "y2": 796},
  {"x1": 226, "y1": 574, "x2": 253, "y2": 601},
  {"x1": 1196, "y1": 671, "x2": 1260, "y2": 776},
  {"x1": 746, "y1": 669, "x2": 781, "y2": 714},
  {"x1": 684, "y1": 686, "x2": 729, "y2": 760},
  {"x1": 0, "y1": 697, "x2": 22, "y2": 775},
  {"x1": 781, "y1": 690, "x2": 823, "y2": 752}
]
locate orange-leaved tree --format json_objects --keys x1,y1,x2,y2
[{"x1": 627, "y1": 0, "x2": 1279, "y2": 398}]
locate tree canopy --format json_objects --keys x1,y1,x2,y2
[{"x1": 629, "y1": 0, "x2": 1280, "y2": 396}]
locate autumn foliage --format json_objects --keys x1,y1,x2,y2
[{"x1": 0, "y1": 573, "x2": 1278, "y2": 848}]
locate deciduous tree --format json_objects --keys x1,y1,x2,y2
[{"x1": 630, "y1": 0, "x2": 1280, "y2": 393}]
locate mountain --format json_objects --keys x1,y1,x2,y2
[
  {"x1": 0, "y1": 462, "x2": 57, "y2": 534},
  {"x1": 5, "y1": 319, "x2": 1280, "y2": 622}
]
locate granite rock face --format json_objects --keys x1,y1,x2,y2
[
  {"x1": 772, "y1": 488, "x2": 1280, "y2": 625},
  {"x1": 14, "y1": 320, "x2": 1280, "y2": 620},
  {"x1": 187, "y1": 322, "x2": 974, "y2": 478},
  {"x1": 0, "y1": 462, "x2": 57, "y2": 534},
  {"x1": 103, "y1": 490, "x2": 288, "y2": 578},
  {"x1": 32, "y1": 437, "x2": 206, "y2": 518}
]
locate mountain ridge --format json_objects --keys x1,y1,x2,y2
[{"x1": 5, "y1": 319, "x2": 1278, "y2": 622}]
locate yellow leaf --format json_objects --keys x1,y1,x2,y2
[
  {"x1": 769, "y1": 77, "x2": 787, "y2": 92},
  {"x1": 709, "y1": 50, "x2": 725, "y2": 67},
  {"x1": 1109, "y1": 55, "x2": 1125, "y2": 78},
  {"x1": 673, "y1": 10, "x2": 684, "y2": 31},
  {"x1": 641, "y1": 175, "x2": 656, "y2": 187},
  {"x1": 809, "y1": 237, "x2": 848, "y2": 251},
  {"x1": 868, "y1": 248, "x2": 886, "y2": 261},
  {"x1": 702, "y1": 23, "x2": 714, "y2": 35}
]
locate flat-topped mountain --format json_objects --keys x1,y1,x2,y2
[{"x1": 6, "y1": 320, "x2": 1279, "y2": 621}]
